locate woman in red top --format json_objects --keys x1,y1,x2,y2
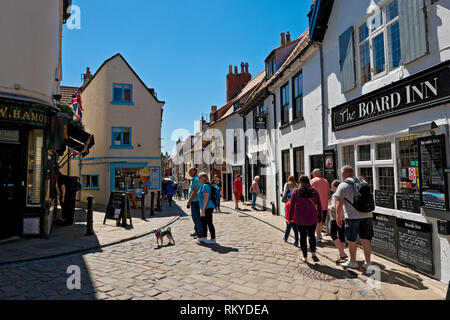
[
  {"x1": 289, "y1": 175, "x2": 323, "y2": 263},
  {"x1": 233, "y1": 175, "x2": 243, "y2": 210}
]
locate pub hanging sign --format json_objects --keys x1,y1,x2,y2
[
  {"x1": 255, "y1": 114, "x2": 267, "y2": 130},
  {"x1": 332, "y1": 61, "x2": 450, "y2": 131}
]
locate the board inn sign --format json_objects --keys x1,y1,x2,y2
[{"x1": 332, "y1": 61, "x2": 450, "y2": 131}]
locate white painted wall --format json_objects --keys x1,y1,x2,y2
[{"x1": 0, "y1": 0, "x2": 62, "y2": 106}]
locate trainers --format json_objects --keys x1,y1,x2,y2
[
  {"x1": 363, "y1": 262, "x2": 373, "y2": 270},
  {"x1": 196, "y1": 238, "x2": 206, "y2": 245},
  {"x1": 190, "y1": 232, "x2": 197, "y2": 237},
  {"x1": 341, "y1": 260, "x2": 359, "y2": 269},
  {"x1": 204, "y1": 239, "x2": 216, "y2": 244}
]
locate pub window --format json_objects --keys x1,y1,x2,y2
[
  {"x1": 281, "y1": 82, "x2": 290, "y2": 125},
  {"x1": 342, "y1": 145, "x2": 355, "y2": 169},
  {"x1": 27, "y1": 129, "x2": 44, "y2": 207},
  {"x1": 357, "y1": 0, "x2": 401, "y2": 84},
  {"x1": 293, "y1": 147, "x2": 305, "y2": 183},
  {"x1": 396, "y1": 136, "x2": 419, "y2": 194},
  {"x1": 377, "y1": 167, "x2": 395, "y2": 192},
  {"x1": 359, "y1": 167, "x2": 374, "y2": 193},
  {"x1": 292, "y1": 72, "x2": 303, "y2": 120},
  {"x1": 376, "y1": 142, "x2": 392, "y2": 160},
  {"x1": 358, "y1": 144, "x2": 371, "y2": 161},
  {"x1": 282, "y1": 150, "x2": 291, "y2": 186}
]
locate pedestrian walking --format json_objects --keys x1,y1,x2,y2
[
  {"x1": 233, "y1": 175, "x2": 243, "y2": 210},
  {"x1": 54, "y1": 169, "x2": 79, "y2": 226},
  {"x1": 289, "y1": 175, "x2": 323, "y2": 263},
  {"x1": 187, "y1": 168, "x2": 203, "y2": 239},
  {"x1": 182, "y1": 179, "x2": 190, "y2": 200},
  {"x1": 165, "y1": 182, "x2": 175, "y2": 206},
  {"x1": 251, "y1": 176, "x2": 260, "y2": 209},
  {"x1": 211, "y1": 174, "x2": 222, "y2": 212},
  {"x1": 283, "y1": 176, "x2": 299, "y2": 246},
  {"x1": 311, "y1": 168, "x2": 331, "y2": 243},
  {"x1": 329, "y1": 180, "x2": 348, "y2": 263},
  {"x1": 176, "y1": 183, "x2": 183, "y2": 200},
  {"x1": 335, "y1": 165, "x2": 375, "y2": 270},
  {"x1": 198, "y1": 173, "x2": 217, "y2": 245}
]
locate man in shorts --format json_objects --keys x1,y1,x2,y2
[
  {"x1": 335, "y1": 165, "x2": 374, "y2": 270},
  {"x1": 311, "y1": 169, "x2": 330, "y2": 243}
]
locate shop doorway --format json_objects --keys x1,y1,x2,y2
[{"x1": 0, "y1": 143, "x2": 21, "y2": 239}]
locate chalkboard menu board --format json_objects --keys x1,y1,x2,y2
[
  {"x1": 372, "y1": 213, "x2": 398, "y2": 260},
  {"x1": 104, "y1": 192, "x2": 132, "y2": 226},
  {"x1": 375, "y1": 190, "x2": 395, "y2": 209},
  {"x1": 323, "y1": 149, "x2": 337, "y2": 184},
  {"x1": 396, "y1": 193, "x2": 421, "y2": 214},
  {"x1": 418, "y1": 134, "x2": 449, "y2": 211},
  {"x1": 397, "y1": 218, "x2": 434, "y2": 275}
]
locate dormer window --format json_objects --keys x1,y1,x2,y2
[{"x1": 266, "y1": 57, "x2": 276, "y2": 79}]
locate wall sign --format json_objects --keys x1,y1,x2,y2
[
  {"x1": 418, "y1": 134, "x2": 449, "y2": 211},
  {"x1": 397, "y1": 218, "x2": 434, "y2": 275},
  {"x1": 0, "y1": 103, "x2": 51, "y2": 127},
  {"x1": 149, "y1": 166, "x2": 161, "y2": 191},
  {"x1": 255, "y1": 114, "x2": 267, "y2": 130},
  {"x1": 332, "y1": 60, "x2": 450, "y2": 131},
  {"x1": 375, "y1": 190, "x2": 395, "y2": 209},
  {"x1": 372, "y1": 213, "x2": 398, "y2": 260}
]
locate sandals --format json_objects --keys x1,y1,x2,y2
[{"x1": 312, "y1": 255, "x2": 320, "y2": 263}]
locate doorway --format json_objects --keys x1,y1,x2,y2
[
  {"x1": 0, "y1": 143, "x2": 21, "y2": 239},
  {"x1": 310, "y1": 154, "x2": 324, "y2": 178}
]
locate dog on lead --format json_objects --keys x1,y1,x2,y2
[{"x1": 155, "y1": 227, "x2": 175, "y2": 247}]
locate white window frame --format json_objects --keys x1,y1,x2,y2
[{"x1": 356, "y1": 0, "x2": 401, "y2": 86}]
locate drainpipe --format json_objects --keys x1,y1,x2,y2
[
  {"x1": 270, "y1": 92, "x2": 280, "y2": 216},
  {"x1": 319, "y1": 43, "x2": 327, "y2": 156}
]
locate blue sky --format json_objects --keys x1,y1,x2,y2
[{"x1": 62, "y1": 0, "x2": 311, "y2": 155}]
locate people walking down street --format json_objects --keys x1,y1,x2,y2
[
  {"x1": 165, "y1": 182, "x2": 176, "y2": 207},
  {"x1": 198, "y1": 173, "x2": 217, "y2": 245},
  {"x1": 233, "y1": 175, "x2": 243, "y2": 210},
  {"x1": 329, "y1": 180, "x2": 348, "y2": 263},
  {"x1": 187, "y1": 168, "x2": 203, "y2": 239},
  {"x1": 211, "y1": 174, "x2": 222, "y2": 212},
  {"x1": 335, "y1": 165, "x2": 375, "y2": 270},
  {"x1": 311, "y1": 169, "x2": 331, "y2": 244},
  {"x1": 176, "y1": 182, "x2": 183, "y2": 200},
  {"x1": 182, "y1": 179, "x2": 190, "y2": 200},
  {"x1": 289, "y1": 175, "x2": 323, "y2": 263},
  {"x1": 251, "y1": 176, "x2": 260, "y2": 209},
  {"x1": 283, "y1": 176, "x2": 299, "y2": 246}
]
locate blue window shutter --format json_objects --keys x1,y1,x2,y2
[
  {"x1": 339, "y1": 26, "x2": 356, "y2": 93},
  {"x1": 399, "y1": 0, "x2": 428, "y2": 65}
]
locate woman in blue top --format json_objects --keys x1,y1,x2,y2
[
  {"x1": 198, "y1": 173, "x2": 217, "y2": 245},
  {"x1": 165, "y1": 182, "x2": 176, "y2": 207}
]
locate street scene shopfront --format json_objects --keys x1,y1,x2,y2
[{"x1": 331, "y1": 60, "x2": 450, "y2": 281}]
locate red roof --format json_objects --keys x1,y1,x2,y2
[{"x1": 60, "y1": 86, "x2": 80, "y2": 106}]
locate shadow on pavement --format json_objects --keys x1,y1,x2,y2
[
  {"x1": 198, "y1": 243, "x2": 239, "y2": 255},
  {"x1": 300, "y1": 263, "x2": 358, "y2": 281}
]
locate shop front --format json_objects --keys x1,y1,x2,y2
[
  {"x1": 0, "y1": 96, "x2": 59, "y2": 239},
  {"x1": 331, "y1": 61, "x2": 450, "y2": 281}
]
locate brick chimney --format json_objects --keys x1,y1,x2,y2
[
  {"x1": 82, "y1": 67, "x2": 93, "y2": 86},
  {"x1": 226, "y1": 63, "x2": 251, "y2": 102},
  {"x1": 210, "y1": 105, "x2": 218, "y2": 123},
  {"x1": 286, "y1": 32, "x2": 291, "y2": 43},
  {"x1": 280, "y1": 32, "x2": 286, "y2": 46}
]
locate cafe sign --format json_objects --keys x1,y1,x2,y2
[
  {"x1": 332, "y1": 61, "x2": 450, "y2": 131},
  {"x1": 0, "y1": 104, "x2": 51, "y2": 127}
]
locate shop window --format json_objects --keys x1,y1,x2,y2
[
  {"x1": 396, "y1": 136, "x2": 419, "y2": 194},
  {"x1": 342, "y1": 145, "x2": 355, "y2": 168},
  {"x1": 82, "y1": 175, "x2": 99, "y2": 190},
  {"x1": 111, "y1": 127, "x2": 132, "y2": 149},
  {"x1": 293, "y1": 147, "x2": 305, "y2": 183},
  {"x1": 282, "y1": 150, "x2": 291, "y2": 186},
  {"x1": 281, "y1": 83, "x2": 290, "y2": 125},
  {"x1": 359, "y1": 167, "x2": 374, "y2": 193},
  {"x1": 358, "y1": 144, "x2": 371, "y2": 161},
  {"x1": 114, "y1": 168, "x2": 142, "y2": 192},
  {"x1": 377, "y1": 167, "x2": 395, "y2": 192},
  {"x1": 112, "y1": 83, "x2": 133, "y2": 105},
  {"x1": 26, "y1": 129, "x2": 44, "y2": 207},
  {"x1": 376, "y1": 142, "x2": 392, "y2": 160}
]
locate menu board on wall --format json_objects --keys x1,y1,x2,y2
[
  {"x1": 397, "y1": 218, "x2": 434, "y2": 275},
  {"x1": 396, "y1": 193, "x2": 421, "y2": 214},
  {"x1": 323, "y1": 149, "x2": 337, "y2": 183},
  {"x1": 375, "y1": 190, "x2": 395, "y2": 209},
  {"x1": 418, "y1": 135, "x2": 449, "y2": 211},
  {"x1": 371, "y1": 213, "x2": 398, "y2": 260}
]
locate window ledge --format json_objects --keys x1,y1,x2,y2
[
  {"x1": 110, "y1": 145, "x2": 134, "y2": 150},
  {"x1": 279, "y1": 122, "x2": 290, "y2": 130},
  {"x1": 111, "y1": 101, "x2": 135, "y2": 106},
  {"x1": 290, "y1": 117, "x2": 304, "y2": 125},
  {"x1": 82, "y1": 187, "x2": 100, "y2": 191}
]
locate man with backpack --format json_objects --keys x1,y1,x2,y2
[{"x1": 335, "y1": 165, "x2": 375, "y2": 270}]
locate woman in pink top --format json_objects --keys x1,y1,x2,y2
[
  {"x1": 310, "y1": 169, "x2": 330, "y2": 242},
  {"x1": 289, "y1": 175, "x2": 323, "y2": 263}
]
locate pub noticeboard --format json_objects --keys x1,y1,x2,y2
[
  {"x1": 418, "y1": 134, "x2": 449, "y2": 211},
  {"x1": 103, "y1": 192, "x2": 132, "y2": 226},
  {"x1": 397, "y1": 218, "x2": 434, "y2": 275},
  {"x1": 396, "y1": 193, "x2": 421, "y2": 214},
  {"x1": 375, "y1": 190, "x2": 395, "y2": 209},
  {"x1": 323, "y1": 149, "x2": 337, "y2": 183},
  {"x1": 372, "y1": 213, "x2": 398, "y2": 260}
]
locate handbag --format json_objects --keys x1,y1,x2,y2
[{"x1": 308, "y1": 198, "x2": 321, "y2": 221}]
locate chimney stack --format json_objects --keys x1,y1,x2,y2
[
  {"x1": 234, "y1": 66, "x2": 238, "y2": 74},
  {"x1": 82, "y1": 67, "x2": 93, "y2": 86},
  {"x1": 280, "y1": 32, "x2": 286, "y2": 46},
  {"x1": 210, "y1": 105, "x2": 218, "y2": 123},
  {"x1": 244, "y1": 62, "x2": 248, "y2": 74},
  {"x1": 227, "y1": 63, "x2": 252, "y2": 102},
  {"x1": 241, "y1": 62, "x2": 245, "y2": 73},
  {"x1": 286, "y1": 32, "x2": 291, "y2": 43},
  {"x1": 229, "y1": 65, "x2": 233, "y2": 74}
]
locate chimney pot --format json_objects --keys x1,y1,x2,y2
[
  {"x1": 234, "y1": 66, "x2": 238, "y2": 74},
  {"x1": 229, "y1": 65, "x2": 233, "y2": 74},
  {"x1": 280, "y1": 32, "x2": 286, "y2": 45},
  {"x1": 241, "y1": 62, "x2": 245, "y2": 73},
  {"x1": 245, "y1": 62, "x2": 249, "y2": 73}
]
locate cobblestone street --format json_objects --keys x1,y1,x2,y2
[{"x1": 0, "y1": 201, "x2": 380, "y2": 300}]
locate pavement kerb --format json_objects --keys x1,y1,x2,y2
[
  {"x1": 0, "y1": 214, "x2": 183, "y2": 267},
  {"x1": 220, "y1": 202, "x2": 386, "y2": 300}
]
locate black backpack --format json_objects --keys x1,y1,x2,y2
[
  {"x1": 203, "y1": 183, "x2": 218, "y2": 205},
  {"x1": 344, "y1": 177, "x2": 375, "y2": 213}
]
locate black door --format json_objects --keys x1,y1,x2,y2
[
  {"x1": 310, "y1": 154, "x2": 324, "y2": 178},
  {"x1": 0, "y1": 143, "x2": 21, "y2": 239}
]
